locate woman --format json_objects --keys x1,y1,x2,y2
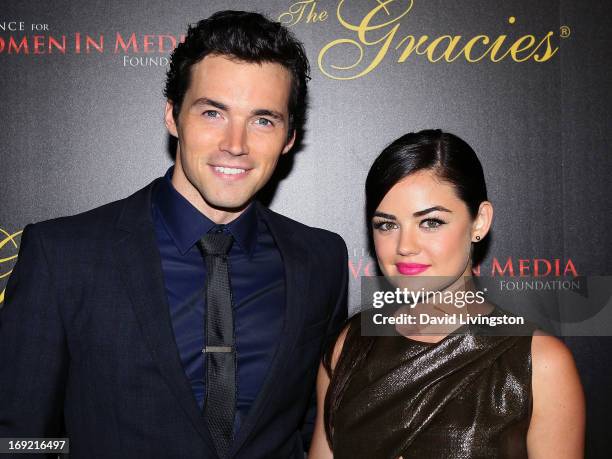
[{"x1": 309, "y1": 130, "x2": 584, "y2": 458}]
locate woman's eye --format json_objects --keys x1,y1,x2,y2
[
  {"x1": 373, "y1": 221, "x2": 397, "y2": 232},
  {"x1": 420, "y1": 218, "x2": 445, "y2": 230},
  {"x1": 255, "y1": 117, "x2": 273, "y2": 127},
  {"x1": 203, "y1": 110, "x2": 220, "y2": 118}
]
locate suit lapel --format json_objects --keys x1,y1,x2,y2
[
  {"x1": 230, "y1": 203, "x2": 311, "y2": 456},
  {"x1": 111, "y1": 181, "x2": 215, "y2": 449}
]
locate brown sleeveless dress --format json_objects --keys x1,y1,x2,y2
[{"x1": 332, "y1": 310, "x2": 533, "y2": 459}]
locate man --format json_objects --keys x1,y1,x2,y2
[{"x1": 0, "y1": 11, "x2": 347, "y2": 458}]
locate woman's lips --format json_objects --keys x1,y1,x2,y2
[{"x1": 396, "y1": 263, "x2": 431, "y2": 275}]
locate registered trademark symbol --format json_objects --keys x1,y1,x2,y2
[{"x1": 560, "y1": 25, "x2": 571, "y2": 38}]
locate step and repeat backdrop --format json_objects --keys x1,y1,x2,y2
[{"x1": 1, "y1": 0, "x2": 611, "y2": 455}]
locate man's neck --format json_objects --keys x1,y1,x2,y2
[{"x1": 170, "y1": 168, "x2": 249, "y2": 225}]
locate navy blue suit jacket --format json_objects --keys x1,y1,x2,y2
[{"x1": 0, "y1": 179, "x2": 348, "y2": 458}]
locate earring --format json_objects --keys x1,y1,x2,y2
[{"x1": 475, "y1": 235, "x2": 481, "y2": 241}]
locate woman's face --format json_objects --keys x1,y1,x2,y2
[{"x1": 372, "y1": 170, "x2": 492, "y2": 289}]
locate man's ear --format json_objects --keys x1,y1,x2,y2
[
  {"x1": 282, "y1": 130, "x2": 296, "y2": 155},
  {"x1": 164, "y1": 101, "x2": 178, "y2": 138}
]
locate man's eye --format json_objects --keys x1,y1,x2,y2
[
  {"x1": 420, "y1": 218, "x2": 446, "y2": 230},
  {"x1": 203, "y1": 110, "x2": 220, "y2": 118},
  {"x1": 255, "y1": 118, "x2": 273, "y2": 127},
  {"x1": 373, "y1": 221, "x2": 397, "y2": 232}
]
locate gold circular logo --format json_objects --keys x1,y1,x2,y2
[{"x1": 0, "y1": 227, "x2": 23, "y2": 305}]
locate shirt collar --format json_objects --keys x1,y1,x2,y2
[{"x1": 154, "y1": 166, "x2": 258, "y2": 258}]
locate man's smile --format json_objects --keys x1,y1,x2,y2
[{"x1": 210, "y1": 164, "x2": 252, "y2": 179}]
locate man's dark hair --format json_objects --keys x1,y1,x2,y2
[{"x1": 164, "y1": 10, "x2": 310, "y2": 139}]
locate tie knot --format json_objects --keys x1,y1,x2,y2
[{"x1": 199, "y1": 230, "x2": 233, "y2": 256}]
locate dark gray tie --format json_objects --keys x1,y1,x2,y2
[{"x1": 199, "y1": 227, "x2": 235, "y2": 459}]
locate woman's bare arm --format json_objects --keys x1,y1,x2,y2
[
  {"x1": 308, "y1": 327, "x2": 350, "y2": 459},
  {"x1": 527, "y1": 333, "x2": 585, "y2": 458}
]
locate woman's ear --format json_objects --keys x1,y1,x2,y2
[{"x1": 471, "y1": 201, "x2": 493, "y2": 242}]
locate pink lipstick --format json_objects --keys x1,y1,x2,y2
[{"x1": 396, "y1": 263, "x2": 430, "y2": 275}]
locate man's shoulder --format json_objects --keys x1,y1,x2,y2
[
  {"x1": 257, "y1": 204, "x2": 347, "y2": 253},
  {"x1": 28, "y1": 179, "x2": 159, "y2": 244}
]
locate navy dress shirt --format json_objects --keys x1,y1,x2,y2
[{"x1": 151, "y1": 167, "x2": 285, "y2": 434}]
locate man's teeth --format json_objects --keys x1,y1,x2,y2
[{"x1": 214, "y1": 166, "x2": 246, "y2": 175}]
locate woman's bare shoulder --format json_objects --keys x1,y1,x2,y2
[{"x1": 531, "y1": 330, "x2": 578, "y2": 376}]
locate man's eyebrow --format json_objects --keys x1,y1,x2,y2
[
  {"x1": 191, "y1": 98, "x2": 285, "y2": 122},
  {"x1": 192, "y1": 97, "x2": 228, "y2": 111},
  {"x1": 373, "y1": 212, "x2": 396, "y2": 220},
  {"x1": 413, "y1": 206, "x2": 452, "y2": 217},
  {"x1": 252, "y1": 109, "x2": 285, "y2": 122}
]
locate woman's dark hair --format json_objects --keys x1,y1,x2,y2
[
  {"x1": 323, "y1": 129, "x2": 489, "y2": 446},
  {"x1": 164, "y1": 10, "x2": 310, "y2": 139},
  {"x1": 366, "y1": 129, "x2": 488, "y2": 225}
]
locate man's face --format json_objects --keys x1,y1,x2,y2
[{"x1": 165, "y1": 54, "x2": 295, "y2": 221}]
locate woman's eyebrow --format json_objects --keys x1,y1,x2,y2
[
  {"x1": 373, "y1": 211, "x2": 396, "y2": 220},
  {"x1": 413, "y1": 206, "x2": 452, "y2": 217}
]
